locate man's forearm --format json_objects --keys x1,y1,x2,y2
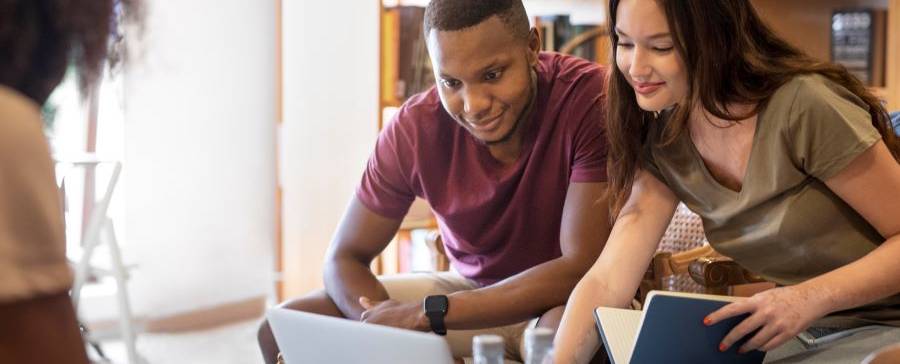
[
  {"x1": 323, "y1": 257, "x2": 390, "y2": 320},
  {"x1": 443, "y1": 257, "x2": 591, "y2": 330}
]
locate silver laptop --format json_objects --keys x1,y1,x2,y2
[{"x1": 267, "y1": 308, "x2": 454, "y2": 364}]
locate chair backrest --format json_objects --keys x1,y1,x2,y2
[
  {"x1": 639, "y1": 203, "x2": 710, "y2": 301},
  {"x1": 424, "y1": 231, "x2": 450, "y2": 272},
  {"x1": 657, "y1": 203, "x2": 708, "y2": 254},
  {"x1": 640, "y1": 203, "x2": 774, "y2": 304}
]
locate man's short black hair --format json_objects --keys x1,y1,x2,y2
[{"x1": 423, "y1": 0, "x2": 530, "y2": 41}]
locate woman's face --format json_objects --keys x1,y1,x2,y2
[{"x1": 614, "y1": 0, "x2": 688, "y2": 112}]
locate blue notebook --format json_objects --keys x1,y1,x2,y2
[{"x1": 593, "y1": 291, "x2": 766, "y2": 364}]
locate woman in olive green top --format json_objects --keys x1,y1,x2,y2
[{"x1": 554, "y1": 1, "x2": 900, "y2": 363}]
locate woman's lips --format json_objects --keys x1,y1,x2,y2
[{"x1": 634, "y1": 81, "x2": 665, "y2": 95}]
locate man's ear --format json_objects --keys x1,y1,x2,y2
[{"x1": 527, "y1": 27, "x2": 541, "y2": 66}]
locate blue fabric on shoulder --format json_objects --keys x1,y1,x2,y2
[{"x1": 891, "y1": 111, "x2": 900, "y2": 135}]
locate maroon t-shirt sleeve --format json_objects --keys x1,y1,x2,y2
[
  {"x1": 355, "y1": 110, "x2": 417, "y2": 220},
  {"x1": 570, "y1": 94, "x2": 608, "y2": 183}
]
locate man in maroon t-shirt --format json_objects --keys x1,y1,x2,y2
[{"x1": 258, "y1": 1, "x2": 611, "y2": 362}]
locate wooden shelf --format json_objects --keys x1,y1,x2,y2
[
  {"x1": 381, "y1": 100, "x2": 403, "y2": 108},
  {"x1": 752, "y1": 0, "x2": 898, "y2": 109},
  {"x1": 383, "y1": 0, "x2": 607, "y2": 25},
  {"x1": 888, "y1": 0, "x2": 900, "y2": 110}
]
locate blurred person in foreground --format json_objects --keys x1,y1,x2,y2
[{"x1": 0, "y1": 0, "x2": 140, "y2": 361}]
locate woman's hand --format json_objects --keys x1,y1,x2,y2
[{"x1": 704, "y1": 285, "x2": 832, "y2": 353}]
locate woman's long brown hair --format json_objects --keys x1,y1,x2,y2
[
  {"x1": 0, "y1": 0, "x2": 142, "y2": 105},
  {"x1": 606, "y1": 0, "x2": 900, "y2": 216}
]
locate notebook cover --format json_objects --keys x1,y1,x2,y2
[{"x1": 629, "y1": 294, "x2": 765, "y2": 364}]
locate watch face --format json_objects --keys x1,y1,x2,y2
[{"x1": 425, "y1": 295, "x2": 448, "y2": 313}]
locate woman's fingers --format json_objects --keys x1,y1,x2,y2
[
  {"x1": 705, "y1": 299, "x2": 751, "y2": 326},
  {"x1": 718, "y1": 310, "x2": 766, "y2": 351},
  {"x1": 738, "y1": 319, "x2": 780, "y2": 353}
]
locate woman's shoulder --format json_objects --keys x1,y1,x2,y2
[
  {"x1": 0, "y1": 86, "x2": 49, "y2": 158},
  {"x1": 770, "y1": 74, "x2": 864, "y2": 112},
  {"x1": 0, "y1": 85, "x2": 40, "y2": 118}
]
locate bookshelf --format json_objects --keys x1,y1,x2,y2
[
  {"x1": 751, "y1": 0, "x2": 899, "y2": 110},
  {"x1": 382, "y1": 0, "x2": 606, "y2": 23},
  {"x1": 381, "y1": 0, "x2": 900, "y2": 115}
]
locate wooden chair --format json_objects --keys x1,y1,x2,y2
[
  {"x1": 424, "y1": 229, "x2": 450, "y2": 272},
  {"x1": 638, "y1": 203, "x2": 769, "y2": 303}
]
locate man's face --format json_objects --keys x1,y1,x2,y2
[{"x1": 427, "y1": 16, "x2": 538, "y2": 144}]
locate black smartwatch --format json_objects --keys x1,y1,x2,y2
[{"x1": 423, "y1": 295, "x2": 449, "y2": 335}]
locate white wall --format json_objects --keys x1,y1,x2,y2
[
  {"x1": 280, "y1": 1, "x2": 381, "y2": 298},
  {"x1": 122, "y1": 0, "x2": 276, "y2": 318}
]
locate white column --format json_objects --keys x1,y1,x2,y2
[
  {"x1": 123, "y1": 0, "x2": 276, "y2": 317},
  {"x1": 280, "y1": 0, "x2": 381, "y2": 298}
]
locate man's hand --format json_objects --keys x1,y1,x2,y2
[
  {"x1": 705, "y1": 285, "x2": 829, "y2": 353},
  {"x1": 358, "y1": 297, "x2": 430, "y2": 332}
]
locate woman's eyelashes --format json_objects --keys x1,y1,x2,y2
[{"x1": 616, "y1": 40, "x2": 673, "y2": 53}]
